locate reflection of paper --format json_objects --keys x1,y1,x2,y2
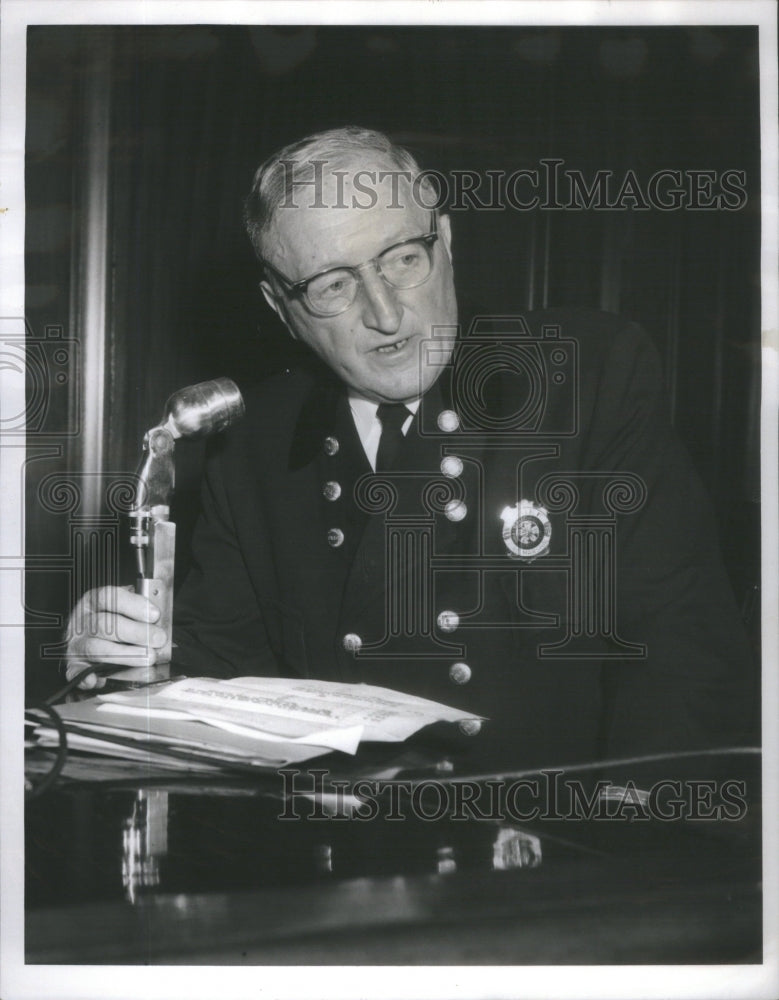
[{"x1": 99, "y1": 676, "x2": 483, "y2": 744}]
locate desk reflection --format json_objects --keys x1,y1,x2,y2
[
  {"x1": 122, "y1": 790, "x2": 169, "y2": 903},
  {"x1": 112, "y1": 784, "x2": 545, "y2": 904},
  {"x1": 25, "y1": 750, "x2": 761, "y2": 964}
]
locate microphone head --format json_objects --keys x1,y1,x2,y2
[{"x1": 163, "y1": 377, "x2": 245, "y2": 439}]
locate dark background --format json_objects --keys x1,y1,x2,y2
[{"x1": 24, "y1": 25, "x2": 761, "y2": 705}]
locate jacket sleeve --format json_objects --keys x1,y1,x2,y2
[
  {"x1": 580, "y1": 319, "x2": 755, "y2": 756},
  {"x1": 172, "y1": 442, "x2": 280, "y2": 679}
]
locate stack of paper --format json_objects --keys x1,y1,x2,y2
[{"x1": 31, "y1": 676, "x2": 484, "y2": 771}]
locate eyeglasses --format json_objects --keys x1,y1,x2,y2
[{"x1": 261, "y1": 213, "x2": 439, "y2": 317}]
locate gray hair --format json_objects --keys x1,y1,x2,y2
[{"x1": 243, "y1": 126, "x2": 431, "y2": 260}]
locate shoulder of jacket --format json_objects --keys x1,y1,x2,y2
[
  {"x1": 206, "y1": 367, "x2": 316, "y2": 464},
  {"x1": 239, "y1": 368, "x2": 315, "y2": 418},
  {"x1": 520, "y1": 306, "x2": 644, "y2": 342}
]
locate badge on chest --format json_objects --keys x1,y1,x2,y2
[{"x1": 500, "y1": 500, "x2": 551, "y2": 560}]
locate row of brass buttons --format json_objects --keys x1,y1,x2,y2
[
  {"x1": 321, "y1": 428, "x2": 468, "y2": 547},
  {"x1": 328, "y1": 419, "x2": 479, "y2": 734}
]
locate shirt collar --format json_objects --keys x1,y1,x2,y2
[
  {"x1": 348, "y1": 395, "x2": 420, "y2": 469},
  {"x1": 348, "y1": 394, "x2": 420, "y2": 428}
]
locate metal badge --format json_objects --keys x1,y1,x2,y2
[{"x1": 500, "y1": 500, "x2": 551, "y2": 560}]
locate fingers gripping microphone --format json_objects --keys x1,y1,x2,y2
[{"x1": 129, "y1": 378, "x2": 245, "y2": 668}]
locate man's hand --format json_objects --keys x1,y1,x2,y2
[{"x1": 64, "y1": 586, "x2": 168, "y2": 690}]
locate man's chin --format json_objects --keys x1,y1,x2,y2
[
  {"x1": 346, "y1": 343, "x2": 449, "y2": 402},
  {"x1": 373, "y1": 373, "x2": 443, "y2": 405}
]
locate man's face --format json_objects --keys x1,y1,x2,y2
[{"x1": 260, "y1": 163, "x2": 458, "y2": 404}]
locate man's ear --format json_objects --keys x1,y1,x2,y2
[
  {"x1": 439, "y1": 213, "x2": 453, "y2": 263},
  {"x1": 260, "y1": 280, "x2": 298, "y2": 339}
]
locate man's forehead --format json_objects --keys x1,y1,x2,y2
[
  {"x1": 278, "y1": 153, "x2": 421, "y2": 211},
  {"x1": 265, "y1": 159, "x2": 431, "y2": 273}
]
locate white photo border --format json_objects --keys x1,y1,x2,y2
[{"x1": 1, "y1": 2, "x2": 777, "y2": 999}]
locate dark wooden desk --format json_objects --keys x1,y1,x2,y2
[{"x1": 25, "y1": 748, "x2": 762, "y2": 964}]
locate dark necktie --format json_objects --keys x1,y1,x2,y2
[{"x1": 376, "y1": 403, "x2": 411, "y2": 472}]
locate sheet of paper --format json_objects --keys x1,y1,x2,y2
[
  {"x1": 98, "y1": 685, "x2": 362, "y2": 742},
  {"x1": 32, "y1": 700, "x2": 337, "y2": 767},
  {"x1": 96, "y1": 701, "x2": 363, "y2": 753},
  {"x1": 33, "y1": 723, "x2": 327, "y2": 768},
  {"x1": 99, "y1": 676, "x2": 484, "y2": 743},
  {"x1": 34, "y1": 677, "x2": 484, "y2": 771},
  {"x1": 219, "y1": 676, "x2": 485, "y2": 741},
  {"x1": 33, "y1": 729, "x2": 224, "y2": 771}
]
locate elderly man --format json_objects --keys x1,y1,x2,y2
[{"x1": 64, "y1": 126, "x2": 752, "y2": 766}]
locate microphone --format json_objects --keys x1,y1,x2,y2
[
  {"x1": 162, "y1": 376, "x2": 245, "y2": 440},
  {"x1": 127, "y1": 378, "x2": 245, "y2": 669}
]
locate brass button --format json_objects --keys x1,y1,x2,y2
[
  {"x1": 440, "y1": 455, "x2": 463, "y2": 478},
  {"x1": 436, "y1": 846, "x2": 457, "y2": 875},
  {"x1": 437, "y1": 409, "x2": 460, "y2": 433},
  {"x1": 449, "y1": 662, "x2": 472, "y2": 685},
  {"x1": 437, "y1": 610, "x2": 460, "y2": 633},
  {"x1": 323, "y1": 481, "x2": 342, "y2": 501},
  {"x1": 342, "y1": 633, "x2": 362, "y2": 653},
  {"x1": 459, "y1": 719, "x2": 482, "y2": 736},
  {"x1": 444, "y1": 499, "x2": 467, "y2": 522},
  {"x1": 327, "y1": 528, "x2": 345, "y2": 547},
  {"x1": 323, "y1": 436, "x2": 339, "y2": 456}
]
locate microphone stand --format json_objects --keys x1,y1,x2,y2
[{"x1": 128, "y1": 377, "x2": 245, "y2": 671}]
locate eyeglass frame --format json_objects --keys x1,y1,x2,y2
[{"x1": 260, "y1": 212, "x2": 440, "y2": 317}]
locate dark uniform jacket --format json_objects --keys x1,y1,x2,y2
[{"x1": 173, "y1": 309, "x2": 753, "y2": 768}]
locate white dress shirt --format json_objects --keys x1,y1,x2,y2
[{"x1": 348, "y1": 394, "x2": 420, "y2": 471}]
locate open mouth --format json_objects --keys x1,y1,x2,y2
[{"x1": 376, "y1": 338, "x2": 409, "y2": 354}]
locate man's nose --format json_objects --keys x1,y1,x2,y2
[{"x1": 358, "y1": 266, "x2": 403, "y2": 335}]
